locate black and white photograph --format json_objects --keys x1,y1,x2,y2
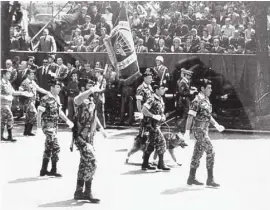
[{"x1": 0, "y1": 1, "x2": 270, "y2": 210}]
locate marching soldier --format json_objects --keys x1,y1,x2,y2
[
  {"x1": 153, "y1": 56, "x2": 170, "y2": 85},
  {"x1": 73, "y1": 80, "x2": 103, "y2": 203},
  {"x1": 125, "y1": 69, "x2": 154, "y2": 163},
  {"x1": 37, "y1": 79, "x2": 74, "y2": 177},
  {"x1": 183, "y1": 79, "x2": 225, "y2": 187},
  {"x1": 19, "y1": 69, "x2": 50, "y2": 136},
  {"x1": 1, "y1": 69, "x2": 33, "y2": 142},
  {"x1": 176, "y1": 68, "x2": 197, "y2": 131},
  {"x1": 94, "y1": 67, "x2": 107, "y2": 129},
  {"x1": 141, "y1": 83, "x2": 170, "y2": 171}
]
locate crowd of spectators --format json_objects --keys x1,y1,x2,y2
[{"x1": 9, "y1": 1, "x2": 270, "y2": 54}]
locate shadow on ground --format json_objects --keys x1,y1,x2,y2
[
  {"x1": 121, "y1": 169, "x2": 158, "y2": 175},
  {"x1": 39, "y1": 199, "x2": 94, "y2": 208},
  {"x1": 8, "y1": 177, "x2": 49, "y2": 184},
  {"x1": 161, "y1": 186, "x2": 204, "y2": 195}
]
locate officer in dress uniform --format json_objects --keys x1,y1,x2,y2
[
  {"x1": 125, "y1": 69, "x2": 154, "y2": 163},
  {"x1": 141, "y1": 82, "x2": 170, "y2": 171},
  {"x1": 37, "y1": 79, "x2": 74, "y2": 177},
  {"x1": 183, "y1": 79, "x2": 225, "y2": 187},
  {"x1": 72, "y1": 80, "x2": 103, "y2": 203},
  {"x1": 153, "y1": 56, "x2": 170, "y2": 86},
  {"x1": 1, "y1": 69, "x2": 33, "y2": 142},
  {"x1": 176, "y1": 68, "x2": 197, "y2": 131},
  {"x1": 19, "y1": 69, "x2": 50, "y2": 136}
]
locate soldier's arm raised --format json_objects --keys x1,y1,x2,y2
[{"x1": 74, "y1": 85, "x2": 100, "y2": 106}]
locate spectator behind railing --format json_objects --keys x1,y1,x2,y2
[{"x1": 9, "y1": 1, "x2": 259, "y2": 55}]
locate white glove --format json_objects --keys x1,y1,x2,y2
[
  {"x1": 215, "y1": 124, "x2": 225, "y2": 132},
  {"x1": 183, "y1": 130, "x2": 190, "y2": 141},
  {"x1": 100, "y1": 127, "x2": 108, "y2": 138},
  {"x1": 153, "y1": 115, "x2": 162, "y2": 121},
  {"x1": 91, "y1": 85, "x2": 101, "y2": 93},
  {"x1": 36, "y1": 128, "x2": 43, "y2": 136},
  {"x1": 66, "y1": 120, "x2": 74, "y2": 128},
  {"x1": 134, "y1": 112, "x2": 143, "y2": 120},
  {"x1": 161, "y1": 114, "x2": 166, "y2": 121},
  {"x1": 49, "y1": 72, "x2": 57, "y2": 77}
]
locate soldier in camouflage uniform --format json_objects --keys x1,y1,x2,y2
[
  {"x1": 141, "y1": 83, "x2": 170, "y2": 171},
  {"x1": 183, "y1": 79, "x2": 225, "y2": 187},
  {"x1": 125, "y1": 69, "x2": 154, "y2": 164},
  {"x1": 19, "y1": 69, "x2": 50, "y2": 136},
  {"x1": 1, "y1": 69, "x2": 33, "y2": 142},
  {"x1": 37, "y1": 79, "x2": 74, "y2": 177},
  {"x1": 73, "y1": 80, "x2": 101, "y2": 203}
]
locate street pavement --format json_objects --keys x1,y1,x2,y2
[{"x1": 0, "y1": 125, "x2": 270, "y2": 210}]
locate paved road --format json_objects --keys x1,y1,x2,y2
[{"x1": 1, "y1": 126, "x2": 270, "y2": 210}]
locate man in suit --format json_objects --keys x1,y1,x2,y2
[
  {"x1": 211, "y1": 38, "x2": 225, "y2": 53},
  {"x1": 206, "y1": 18, "x2": 221, "y2": 37},
  {"x1": 154, "y1": 38, "x2": 170, "y2": 53},
  {"x1": 36, "y1": 29, "x2": 57, "y2": 52},
  {"x1": 90, "y1": 5, "x2": 101, "y2": 25},
  {"x1": 74, "y1": 39, "x2": 87, "y2": 52},
  {"x1": 183, "y1": 38, "x2": 196, "y2": 53},
  {"x1": 37, "y1": 58, "x2": 51, "y2": 91},
  {"x1": 143, "y1": 29, "x2": 155, "y2": 52},
  {"x1": 14, "y1": 61, "x2": 29, "y2": 119},
  {"x1": 96, "y1": 16, "x2": 111, "y2": 36},
  {"x1": 135, "y1": 39, "x2": 148, "y2": 53},
  {"x1": 229, "y1": 30, "x2": 245, "y2": 49},
  {"x1": 18, "y1": 29, "x2": 32, "y2": 51},
  {"x1": 47, "y1": 54, "x2": 58, "y2": 75},
  {"x1": 55, "y1": 57, "x2": 69, "y2": 114}
]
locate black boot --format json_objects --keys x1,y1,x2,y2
[
  {"x1": 74, "y1": 180, "x2": 85, "y2": 200},
  {"x1": 40, "y1": 158, "x2": 49, "y2": 176},
  {"x1": 48, "y1": 160, "x2": 62, "y2": 177},
  {"x1": 206, "y1": 168, "x2": 220, "y2": 187},
  {"x1": 84, "y1": 180, "x2": 100, "y2": 203},
  {"x1": 23, "y1": 124, "x2": 29, "y2": 136},
  {"x1": 1, "y1": 126, "x2": 8, "y2": 141},
  {"x1": 187, "y1": 168, "x2": 204, "y2": 185},
  {"x1": 157, "y1": 154, "x2": 171, "y2": 171},
  {"x1": 7, "y1": 129, "x2": 17, "y2": 142},
  {"x1": 28, "y1": 124, "x2": 35, "y2": 136},
  {"x1": 142, "y1": 153, "x2": 156, "y2": 170}
]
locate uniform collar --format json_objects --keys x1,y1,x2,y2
[
  {"x1": 197, "y1": 92, "x2": 210, "y2": 103},
  {"x1": 143, "y1": 82, "x2": 152, "y2": 90},
  {"x1": 154, "y1": 93, "x2": 162, "y2": 101},
  {"x1": 2, "y1": 78, "x2": 8, "y2": 84},
  {"x1": 182, "y1": 77, "x2": 189, "y2": 84}
]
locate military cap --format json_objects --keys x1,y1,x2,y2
[
  {"x1": 48, "y1": 78, "x2": 62, "y2": 86},
  {"x1": 0, "y1": 68, "x2": 11, "y2": 74},
  {"x1": 152, "y1": 81, "x2": 168, "y2": 91},
  {"x1": 94, "y1": 67, "x2": 104, "y2": 73},
  {"x1": 181, "y1": 68, "x2": 193, "y2": 75},
  {"x1": 143, "y1": 68, "x2": 153, "y2": 77}
]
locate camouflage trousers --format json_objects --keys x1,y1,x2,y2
[
  {"x1": 145, "y1": 126, "x2": 166, "y2": 155},
  {"x1": 42, "y1": 121, "x2": 60, "y2": 162},
  {"x1": 75, "y1": 134, "x2": 97, "y2": 181},
  {"x1": 127, "y1": 125, "x2": 150, "y2": 157},
  {"x1": 190, "y1": 129, "x2": 215, "y2": 170},
  {"x1": 1, "y1": 105, "x2": 14, "y2": 129},
  {"x1": 25, "y1": 102, "x2": 37, "y2": 124}
]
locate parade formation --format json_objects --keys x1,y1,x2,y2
[{"x1": 2, "y1": 1, "x2": 269, "y2": 208}]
